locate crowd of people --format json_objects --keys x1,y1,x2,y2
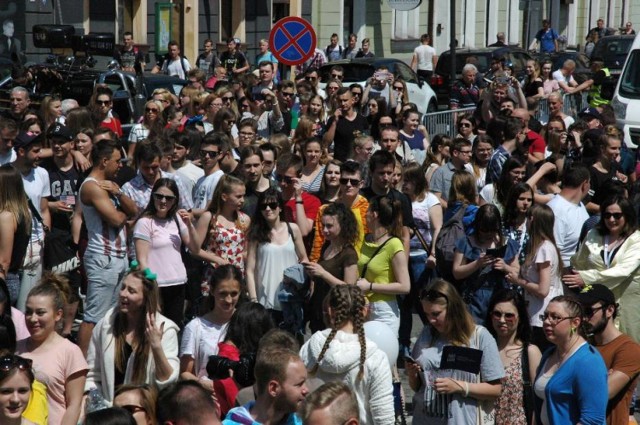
[{"x1": 0, "y1": 29, "x2": 638, "y2": 425}]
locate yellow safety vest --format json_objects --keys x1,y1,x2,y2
[{"x1": 589, "y1": 68, "x2": 611, "y2": 107}]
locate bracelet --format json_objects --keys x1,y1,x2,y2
[
  {"x1": 369, "y1": 282, "x2": 373, "y2": 292},
  {"x1": 464, "y1": 382, "x2": 470, "y2": 398}
]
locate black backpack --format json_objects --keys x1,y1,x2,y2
[{"x1": 435, "y1": 205, "x2": 467, "y2": 285}]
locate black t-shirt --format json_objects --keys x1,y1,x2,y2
[
  {"x1": 588, "y1": 164, "x2": 620, "y2": 205},
  {"x1": 197, "y1": 52, "x2": 220, "y2": 78},
  {"x1": 42, "y1": 158, "x2": 81, "y2": 233},
  {"x1": 219, "y1": 51, "x2": 247, "y2": 77},
  {"x1": 359, "y1": 186, "x2": 415, "y2": 228},
  {"x1": 114, "y1": 47, "x2": 145, "y2": 69},
  {"x1": 326, "y1": 113, "x2": 369, "y2": 162}
]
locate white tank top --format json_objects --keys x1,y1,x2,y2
[{"x1": 79, "y1": 177, "x2": 127, "y2": 258}]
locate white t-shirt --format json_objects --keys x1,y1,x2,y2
[
  {"x1": 414, "y1": 44, "x2": 436, "y2": 71},
  {"x1": 551, "y1": 69, "x2": 576, "y2": 86},
  {"x1": 175, "y1": 161, "x2": 204, "y2": 195},
  {"x1": 21, "y1": 166, "x2": 51, "y2": 242},
  {"x1": 192, "y1": 169, "x2": 224, "y2": 210},
  {"x1": 162, "y1": 57, "x2": 192, "y2": 79},
  {"x1": 128, "y1": 123, "x2": 149, "y2": 144},
  {"x1": 180, "y1": 317, "x2": 228, "y2": 379},
  {"x1": 0, "y1": 149, "x2": 16, "y2": 166},
  {"x1": 410, "y1": 192, "x2": 440, "y2": 252},
  {"x1": 547, "y1": 194, "x2": 589, "y2": 267},
  {"x1": 521, "y1": 240, "x2": 564, "y2": 327}
]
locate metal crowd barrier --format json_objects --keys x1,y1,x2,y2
[{"x1": 422, "y1": 93, "x2": 590, "y2": 138}]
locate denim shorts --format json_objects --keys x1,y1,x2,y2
[{"x1": 83, "y1": 253, "x2": 127, "y2": 323}]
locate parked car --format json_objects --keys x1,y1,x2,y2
[
  {"x1": 318, "y1": 58, "x2": 438, "y2": 114},
  {"x1": 430, "y1": 46, "x2": 533, "y2": 107},
  {"x1": 612, "y1": 33, "x2": 640, "y2": 149},
  {"x1": 592, "y1": 35, "x2": 635, "y2": 75}
]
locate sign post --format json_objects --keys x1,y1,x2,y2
[{"x1": 269, "y1": 16, "x2": 317, "y2": 67}]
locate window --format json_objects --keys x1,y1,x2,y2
[{"x1": 392, "y1": 8, "x2": 420, "y2": 40}]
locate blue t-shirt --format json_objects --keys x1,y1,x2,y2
[{"x1": 536, "y1": 28, "x2": 558, "y2": 53}]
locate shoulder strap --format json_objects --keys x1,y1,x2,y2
[
  {"x1": 412, "y1": 225, "x2": 430, "y2": 252},
  {"x1": 285, "y1": 221, "x2": 295, "y2": 241},
  {"x1": 27, "y1": 199, "x2": 49, "y2": 232},
  {"x1": 521, "y1": 344, "x2": 535, "y2": 425},
  {"x1": 360, "y1": 236, "x2": 396, "y2": 278}
]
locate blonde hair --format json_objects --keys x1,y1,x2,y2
[{"x1": 0, "y1": 165, "x2": 31, "y2": 235}]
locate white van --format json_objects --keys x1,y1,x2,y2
[{"x1": 612, "y1": 32, "x2": 640, "y2": 149}]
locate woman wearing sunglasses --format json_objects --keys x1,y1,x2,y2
[
  {"x1": 566, "y1": 196, "x2": 640, "y2": 343},
  {"x1": 0, "y1": 355, "x2": 31, "y2": 425},
  {"x1": 133, "y1": 178, "x2": 199, "y2": 326},
  {"x1": 113, "y1": 384, "x2": 158, "y2": 425},
  {"x1": 91, "y1": 86, "x2": 123, "y2": 139},
  {"x1": 246, "y1": 188, "x2": 308, "y2": 323},
  {"x1": 127, "y1": 100, "x2": 165, "y2": 158},
  {"x1": 533, "y1": 295, "x2": 607, "y2": 425},
  {"x1": 407, "y1": 279, "x2": 504, "y2": 424},
  {"x1": 487, "y1": 289, "x2": 541, "y2": 425}
]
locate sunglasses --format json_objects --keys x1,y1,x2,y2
[
  {"x1": 459, "y1": 122, "x2": 472, "y2": 128},
  {"x1": 96, "y1": 100, "x2": 111, "y2": 105},
  {"x1": 153, "y1": 193, "x2": 176, "y2": 202},
  {"x1": 583, "y1": 305, "x2": 604, "y2": 318},
  {"x1": 275, "y1": 174, "x2": 295, "y2": 184},
  {"x1": 603, "y1": 212, "x2": 623, "y2": 220},
  {"x1": 351, "y1": 91, "x2": 362, "y2": 96},
  {"x1": 0, "y1": 355, "x2": 32, "y2": 372},
  {"x1": 260, "y1": 202, "x2": 279, "y2": 210},
  {"x1": 339, "y1": 177, "x2": 361, "y2": 186},
  {"x1": 222, "y1": 96, "x2": 234, "y2": 101},
  {"x1": 145, "y1": 108, "x2": 159, "y2": 113},
  {"x1": 199, "y1": 150, "x2": 219, "y2": 158},
  {"x1": 281, "y1": 92, "x2": 294, "y2": 98},
  {"x1": 491, "y1": 311, "x2": 517, "y2": 322},
  {"x1": 119, "y1": 405, "x2": 147, "y2": 414},
  {"x1": 331, "y1": 74, "x2": 344, "y2": 80},
  {"x1": 305, "y1": 76, "x2": 317, "y2": 82}
]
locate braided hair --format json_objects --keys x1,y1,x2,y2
[{"x1": 312, "y1": 285, "x2": 367, "y2": 380}]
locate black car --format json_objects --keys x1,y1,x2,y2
[
  {"x1": 532, "y1": 51, "x2": 592, "y2": 84},
  {"x1": 592, "y1": 35, "x2": 635, "y2": 74},
  {"x1": 431, "y1": 46, "x2": 533, "y2": 107},
  {"x1": 318, "y1": 58, "x2": 438, "y2": 114}
]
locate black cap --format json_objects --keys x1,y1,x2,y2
[
  {"x1": 13, "y1": 131, "x2": 43, "y2": 150},
  {"x1": 576, "y1": 284, "x2": 616, "y2": 306},
  {"x1": 578, "y1": 107, "x2": 602, "y2": 121},
  {"x1": 47, "y1": 123, "x2": 74, "y2": 141}
]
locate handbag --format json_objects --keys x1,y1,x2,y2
[{"x1": 27, "y1": 200, "x2": 80, "y2": 274}]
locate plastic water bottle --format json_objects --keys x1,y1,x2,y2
[{"x1": 85, "y1": 388, "x2": 109, "y2": 414}]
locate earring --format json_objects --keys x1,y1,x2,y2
[{"x1": 570, "y1": 326, "x2": 576, "y2": 337}]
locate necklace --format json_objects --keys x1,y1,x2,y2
[
  {"x1": 373, "y1": 231, "x2": 389, "y2": 242},
  {"x1": 556, "y1": 335, "x2": 580, "y2": 366}
]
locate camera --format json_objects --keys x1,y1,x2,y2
[{"x1": 206, "y1": 352, "x2": 256, "y2": 387}]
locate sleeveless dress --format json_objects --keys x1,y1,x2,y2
[
  {"x1": 255, "y1": 232, "x2": 299, "y2": 311},
  {"x1": 495, "y1": 353, "x2": 527, "y2": 425}
]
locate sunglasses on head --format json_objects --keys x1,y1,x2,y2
[
  {"x1": 420, "y1": 289, "x2": 449, "y2": 303},
  {"x1": 490, "y1": 311, "x2": 517, "y2": 322},
  {"x1": 0, "y1": 355, "x2": 32, "y2": 372},
  {"x1": 260, "y1": 201, "x2": 279, "y2": 210},
  {"x1": 153, "y1": 193, "x2": 176, "y2": 202},
  {"x1": 603, "y1": 212, "x2": 623, "y2": 220}
]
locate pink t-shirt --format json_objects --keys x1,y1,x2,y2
[
  {"x1": 16, "y1": 337, "x2": 88, "y2": 425},
  {"x1": 133, "y1": 215, "x2": 188, "y2": 287},
  {"x1": 10, "y1": 307, "x2": 30, "y2": 340}
]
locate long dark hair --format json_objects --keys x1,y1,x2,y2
[
  {"x1": 495, "y1": 157, "x2": 526, "y2": 206},
  {"x1": 486, "y1": 289, "x2": 532, "y2": 345},
  {"x1": 224, "y1": 302, "x2": 275, "y2": 353},
  {"x1": 248, "y1": 188, "x2": 283, "y2": 244},
  {"x1": 369, "y1": 195, "x2": 403, "y2": 239},
  {"x1": 208, "y1": 264, "x2": 245, "y2": 310},
  {"x1": 502, "y1": 182, "x2": 534, "y2": 228},
  {"x1": 139, "y1": 178, "x2": 180, "y2": 219},
  {"x1": 596, "y1": 195, "x2": 637, "y2": 238},
  {"x1": 473, "y1": 204, "x2": 504, "y2": 245},
  {"x1": 321, "y1": 202, "x2": 359, "y2": 247}
]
